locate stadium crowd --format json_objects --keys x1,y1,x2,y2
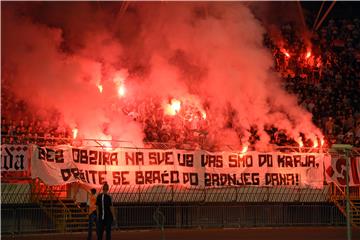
[
  {"x1": 1, "y1": 18, "x2": 360, "y2": 149},
  {"x1": 1, "y1": 78, "x2": 72, "y2": 146},
  {"x1": 264, "y1": 18, "x2": 360, "y2": 148}
]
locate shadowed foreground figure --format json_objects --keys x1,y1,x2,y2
[
  {"x1": 88, "y1": 188, "x2": 97, "y2": 240},
  {"x1": 96, "y1": 183, "x2": 116, "y2": 240}
]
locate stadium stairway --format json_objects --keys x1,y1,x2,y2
[
  {"x1": 354, "y1": 200, "x2": 360, "y2": 226},
  {"x1": 330, "y1": 183, "x2": 360, "y2": 227},
  {"x1": 31, "y1": 178, "x2": 89, "y2": 232}
]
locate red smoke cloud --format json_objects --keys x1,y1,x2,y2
[{"x1": 2, "y1": 2, "x2": 323, "y2": 149}]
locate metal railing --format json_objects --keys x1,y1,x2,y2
[
  {"x1": 330, "y1": 182, "x2": 360, "y2": 201},
  {"x1": 1, "y1": 182, "x2": 331, "y2": 204},
  {"x1": 29, "y1": 178, "x2": 72, "y2": 232},
  {"x1": 2, "y1": 135, "x2": 344, "y2": 151},
  {"x1": 1, "y1": 204, "x2": 346, "y2": 235},
  {"x1": 1, "y1": 207, "x2": 58, "y2": 235},
  {"x1": 108, "y1": 185, "x2": 331, "y2": 203},
  {"x1": 1, "y1": 182, "x2": 32, "y2": 204}
]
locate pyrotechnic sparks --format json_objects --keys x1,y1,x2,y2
[
  {"x1": 239, "y1": 145, "x2": 248, "y2": 157},
  {"x1": 296, "y1": 137, "x2": 304, "y2": 148},
  {"x1": 113, "y1": 71, "x2": 127, "y2": 98},
  {"x1": 72, "y1": 127, "x2": 78, "y2": 139},
  {"x1": 118, "y1": 84, "x2": 125, "y2": 97},
  {"x1": 320, "y1": 138, "x2": 325, "y2": 147},
  {"x1": 98, "y1": 84, "x2": 103, "y2": 93},
  {"x1": 313, "y1": 139, "x2": 318, "y2": 148},
  {"x1": 241, "y1": 145, "x2": 248, "y2": 154},
  {"x1": 201, "y1": 111, "x2": 207, "y2": 120},
  {"x1": 171, "y1": 99, "x2": 181, "y2": 112},
  {"x1": 281, "y1": 49, "x2": 290, "y2": 58},
  {"x1": 164, "y1": 99, "x2": 181, "y2": 116}
]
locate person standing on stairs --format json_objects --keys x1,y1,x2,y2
[{"x1": 87, "y1": 188, "x2": 97, "y2": 240}]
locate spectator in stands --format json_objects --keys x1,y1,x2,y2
[{"x1": 2, "y1": 18, "x2": 360, "y2": 149}]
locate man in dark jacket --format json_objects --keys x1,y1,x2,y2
[{"x1": 96, "y1": 182, "x2": 116, "y2": 240}]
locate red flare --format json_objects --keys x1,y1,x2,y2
[
  {"x1": 281, "y1": 49, "x2": 290, "y2": 58},
  {"x1": 113, "y1": 72, "x2": 126, "y2": 98},
  {"x1": 313, "y1": 139, "x2": 318, "y2": 148},
  {"x1": 297, "y1": 137, "x2": 304, "y2": 148},
  {"x1": 164, "y1": 99, "x2": 181, "y2": 116},
  {"x1": 320, "y1": 138, "x2": 325, "y2": 147},
  {"x1": 98, "y1": 84, "x2": 103, "y2": 93},
  {"x1": 201, "y1": 111, "x2": 207, "y2": 119},
  {"x1": 241, "y1": 145, "x2": 248, "y2": 154},
  {"x1": 171, "y1": 99, "x2": 181, "y2": 112},
  {"x1": 306, "y1": 51, "x2": 311, "y2": 59},
  {"x1": 118, "y1": 84, "x2": 125, "y2": 97},
  {"x1": 240, "y1": 145, "x2": 248, "y2": 157},
  {"x1": 72, "y1": 127, "x2": 78, "y2": 139}
]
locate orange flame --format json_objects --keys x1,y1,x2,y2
[
  {"x1": 72, "y1": 127, "x2": 78, "y2": 139},
  {"x1": 164, "y1": 99, "x2": 181, "y2": 116},
  {"x1": 171, "y1": 99, "x2": 181, "y2": 112},
  {"x1": 240, "y1": 145, "x2": 248, "y2": 158},
  {"x1": 313, "y1": 139, "x2": 318, "y2": 148},
  {"x1": 282, "y1": 49, "x2": 290, "y2": 58},
  {"x1": 296, "y1": 137, "x2": 303, "y2": 148},
  {"x1": 113, "y1": 72, "x2": 126, "y2": 98},
  {"x1": 201, "y1": 111, "x2": 207, "y2": 119},
  {"x1": 241, "y1": 145, "x2": 248, "y2": 154},
  {"x1": 118, "y1": 84, "x2": 125, "y2": 97},
  {"x1": 98, "y1": 84, "x2": 103, "y2": 93},
  {"x1": 320, "y1": 138, "x2": 325, "y2": 147},
  {"x1": 306, "y1": 51, "x2": 311, "y2": 59}
]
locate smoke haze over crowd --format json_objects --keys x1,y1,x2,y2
[{"x1": 2, "y1": 2, "x2": 323, "y2": 149}]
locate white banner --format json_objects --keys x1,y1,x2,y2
[
  {"x1": 1, "y1": 145, "x2": 29, "y2": 172},
  {"x1": 325, "y1": 155, "x2": 360, "y2": 186},
  {"x1": 31, "y1": 145, "x2": 328, "y2": 188}
]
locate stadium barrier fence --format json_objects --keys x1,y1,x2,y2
[{"x1": 1, "y1": 204, "x2": 347, "y2": 235}]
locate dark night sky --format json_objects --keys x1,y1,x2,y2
[
  {"x1": 301, "y1": 1, "x2": 360, "y2": 23},
  {"x1": 247, "y1": 1, "x2": 359, "y2": 32}
]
